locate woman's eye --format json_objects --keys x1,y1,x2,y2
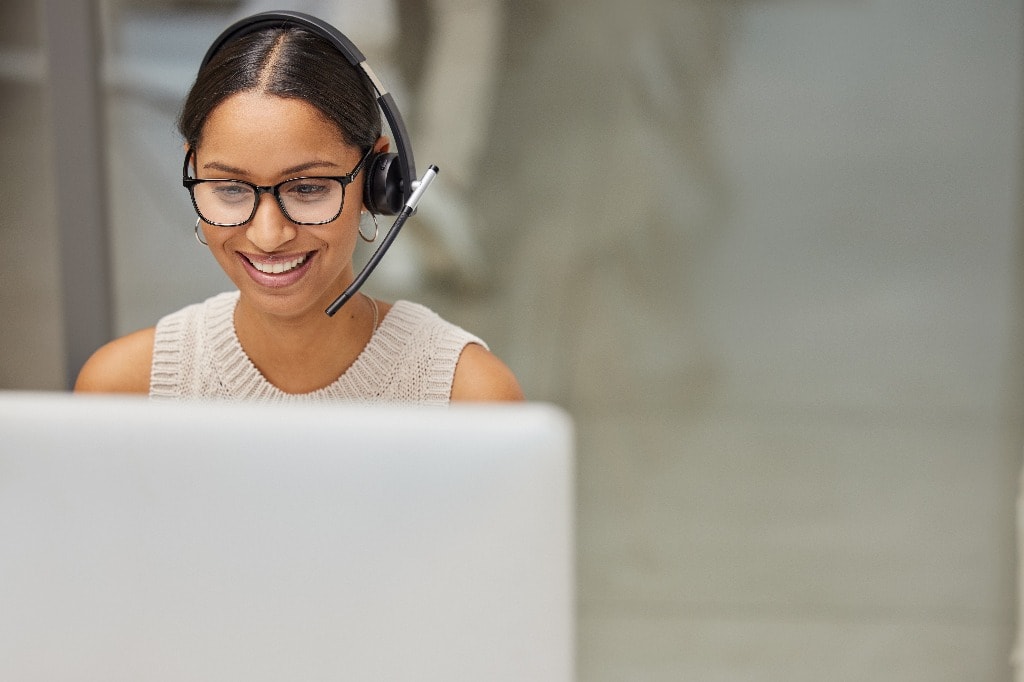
[
  {"x1": 285, "y1": 180, "x2": 335, "y2": 201},
  {"x1": 211, "y1": 183, "x2": 253, "y2": 203}
]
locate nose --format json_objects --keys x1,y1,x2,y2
[{"x1": 245, "y1": 191, "x2": 297, "y2": 252}]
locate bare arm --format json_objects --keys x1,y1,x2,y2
[
  {"x1": 450, "y1": 343, "x2": 524, "y2": 402},
  {"x1": 74, "y1": 327, "x2": 155, "y2": 394}
]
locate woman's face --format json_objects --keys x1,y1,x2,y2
[{"x1": 193, "y1": 90, "x2": 376, "y2": 321}]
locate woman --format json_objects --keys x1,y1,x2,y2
[{"x1": 75, "y1": 18, "x2": 522, "y2": 403}]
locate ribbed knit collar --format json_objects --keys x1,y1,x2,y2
[{"x1": 204, "y1": 291, "x2": 430, "y2": 401}]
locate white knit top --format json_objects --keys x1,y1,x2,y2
[{"x1": 149, "y1": 291, "x2": 485, "y2": 405}]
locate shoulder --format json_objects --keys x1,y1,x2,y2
[
  {"x1": 381, "y1": 301, "x2": 523, "y2": 402},
  {"x1": 74, "y1": 327, "x2": 155, "y2": 394},
  {"x1": 451, "y1": 343, "x2": 525, "y2": 402}
]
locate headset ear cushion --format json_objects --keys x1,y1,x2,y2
[{"x1": 363, "y1": 152, "x2": 403, "y2": 216}]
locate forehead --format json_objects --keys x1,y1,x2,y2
[{"x1": 198, "y1": 91, "x2": 351, "y2": 159}]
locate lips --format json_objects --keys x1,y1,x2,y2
[
  {"x1": 249, "y1": 253, "x2": 307, "y2": 274},
  {"x1": 239, "y1": 251, "x2": 315, "y2": 288}
]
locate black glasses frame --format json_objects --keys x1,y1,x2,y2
[{"x1": 182, "y1": 146, "x2": 373, "y2": 227}]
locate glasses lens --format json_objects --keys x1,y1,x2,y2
[
  {"x1": 278, "y1": 178, "x2": 345, "y2": 224},
  {"x1": 192, "y1": 181, "x2": 256, "y2": 226}
]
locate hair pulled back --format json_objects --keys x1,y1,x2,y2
[{"x1": 177, "y1": 27, "x2": 381, "y2": 152}]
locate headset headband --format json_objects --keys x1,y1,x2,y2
[{"x1": 199, "y1": 10, "x2": 416, "y2": 207}]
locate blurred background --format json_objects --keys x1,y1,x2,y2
[{"x1": 2, "y1": 0, "x2": 1022, "y2": 679}]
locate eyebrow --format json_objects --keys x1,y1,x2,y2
[{"x1": 201, "y1": 159, "x2": 343, "y2": 177}]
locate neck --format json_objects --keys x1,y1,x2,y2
[{"x1": 233, "y1": 292, "x2": 377, "y2": 394}]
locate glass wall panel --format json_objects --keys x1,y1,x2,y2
[
  {"x1": 100, "y1": 0, "x2": 238, "y2": 334},
  {"x1": 0, "y1": 0, "x2": 64, "y2": 389}
]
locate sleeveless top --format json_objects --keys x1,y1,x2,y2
[{"x1": 149, "y1": 291, "x2": 485, "y2": 405}]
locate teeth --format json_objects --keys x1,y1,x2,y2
[{"x1": 250, "y1": 254, "x2": 307, "y2": 274}]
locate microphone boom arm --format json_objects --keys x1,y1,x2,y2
[{"x1": 325, "y1": 165, "x2": 440, "y2": 317}]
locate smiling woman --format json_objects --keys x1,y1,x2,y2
[{"x1": 74, "y1": 12, "x2": 522, "y2": 404}]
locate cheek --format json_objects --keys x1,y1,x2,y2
[
  {"x1": 205, "y1": 226, "x2": 236, "y2": 251},
  {"x1": 321, "y1": 212, "x2": 363, "y2": 254},
  {"x1": 210, "y1": 235, "x2": 242, "y2": 271},
  {"x1": 202, "y1": 228, "x2": 246, "y2": 272}
]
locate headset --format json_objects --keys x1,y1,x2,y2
[{"x1": 197, "y1": 10, "x2": 438, "y2": 316}]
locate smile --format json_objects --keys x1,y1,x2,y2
[
  {"x1": 238, "y1": 251, "x2": 316, "y2": 289},
  {"x1": 246, "y1": 253, "x2": 308, "y2": 274}
]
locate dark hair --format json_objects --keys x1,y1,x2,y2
[{"x1": 177, "y1": 27, "x2": 381, "y2": 151}]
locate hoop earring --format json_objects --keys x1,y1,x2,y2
[
  {"x1": 359, "y1": 211, "x2": 379, "y2": 243},
  {"x1": 194, "y1": 217, "x2": 208, "y2": 246}
]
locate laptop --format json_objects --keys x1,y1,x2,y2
[{"x1": 0, "y1": 392, "x2": 574, "y2": 681}]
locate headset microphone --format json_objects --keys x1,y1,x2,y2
[{"x1": 325, "y1": 165, "x2": 439, "y2": 317}]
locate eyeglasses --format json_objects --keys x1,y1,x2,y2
[{"x1": 182, "y1": 147, "x2": 372, "y2": 227}]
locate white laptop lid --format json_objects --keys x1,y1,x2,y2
[{"x1": 0, "y1": 392, "x2": 574, "y2": 681}]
